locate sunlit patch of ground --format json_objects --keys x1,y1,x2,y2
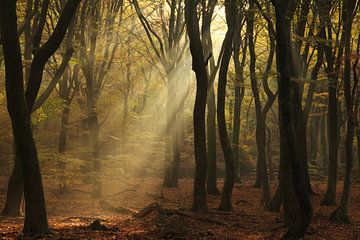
[{"x1": 1, "y1": 179, "x2": 360, "y2": 239}]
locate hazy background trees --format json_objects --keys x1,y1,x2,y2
[{"x1": 0, "y1": 0, "x2": 359, "y2": 238}]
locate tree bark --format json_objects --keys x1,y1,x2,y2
[
  {"x1": 201, "y1": 0, "x2": 220, "y2": 195},
  {"x1": 272, "y1": 0, "x2": 313, "y2": 237},
  {"x1": 247, "y1": 0, "x2": 270, "y2": 205},
  {"x1": 231, "y1": 11, "x2": 246, "y2": 184},
  {"x1": 58, "y1": 102, "x2": 71, "y2": 153},
  {"x1": 1, "y1": 151, "x2": 23, "y2": 216},
  {"x1": 330, "y1": 0, "x2": 357, "y2": 222},
  {"x1": 1, "y1": 0, "x2": 80, "y2": 217},
  {"x1": 217, "y1": 0, "x2": 237, "y2": 211},
  {"x1": 318, "y1": 0, "x2": 343, "y2": 206},
  {"x1": 185, "y1": 0, "x2": 208, "y2": 212},
  {"x1": 0, "y1": 0, "x2": 50, "y2": 236}
]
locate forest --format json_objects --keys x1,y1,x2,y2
[{"x1": 0, "y1": 0, "x2": 359, "y2": 239}]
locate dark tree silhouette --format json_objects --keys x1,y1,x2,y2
[
  {"x1": 0, "y1": 0, "x2": 50, "y2": 236},
  {"x1": 185, "y1": 0, "x2": 208, "y2": 212},
  {"x1": 271, "y1": 0, "x2": 313, "y2": 238},
  {"x1": 201, "y1": 0, "x2": 221, "y2": 195},
  {"x1": 1, "y1": 0, "x2": 80, "y2": 216},
  {"x1": 217, "y1": 0, "x2": 238, "y2": 211},
  {"x1": 330, "y1": 0, "x2": 358, "y2": 223}
]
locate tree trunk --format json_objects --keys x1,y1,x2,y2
[
  {"x1": 1, "y1": 0, "x2": 80, "y2": 217},
  {"x1": 318, "y1": 0, "x2": 342, "y2": 206},
  {"x1": 206, "y1": 89, "x2": 219, "y2": 194},
  {"x1": 266, "y1": 127, "x2": 275, "y2": 181},
  {"x1": 0, "y1": 0, "x2": 50, "y2": 236},
  {"x1": 201, "y1": 2, "x2": 220, "y2": 195},
  {"x1": 1, "y1": 151, "x2": 23, "y2": 216},
  {"x1": 319, "y1": 116, "x2": 328, "y2": 172},
  {"x1": 217, "y1": 0, "x2": 237, "y2": 211},
  {"x1": 88, "y1": 110, "x2": 100, "y2": 160},
  {"x1": 163, "y1": 71, "x2": 180, "y2": 188},
  {"x1": 247, "y1": 0, "x2": 270, "y2": 205},
  {"x1": 266, "y1": 185, "x2": 281, "y2": 212},
  {"x1": 231, "y1": 20, "x2": 246, "y2": 182},
  {"x1": 330, "y1": 0, "x2": 356, "y2": 222},
  {"x1": 309, "y1": 115, "x2": 320, "y2": 165},
  {"x1": 272, "y1": 0, "x2": 313, "y2": 237},
  {"x1": 58, "y1": 102, "x2": 71, "y2": 153},
  {"x1": 185, "y1": 0, "x2": 208, "y2": 212}
]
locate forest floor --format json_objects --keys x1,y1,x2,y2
[{"x1": 1, "y1": 178, "x2": 360, "y2": 240}]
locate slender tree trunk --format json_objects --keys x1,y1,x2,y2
[
  {"x1": 88, "y1": 110, "x2": 100, "y2": 160},
  {"x1": 206, "y1": 89, "x2": 220, "y2": 194},
  {"x1": 185, "y1": 0, "x2": 208, "y2": 211},
  {"x1": 309, "y1": 114, "x2": 320, "y2": 165},
  {"x1": 306, "y1": 62, "x2": 323, "y2": 169},
  {"x1": 247, "y1": 0, "x2": 270, "y2": 204},
  {"x1": 163, "y1": 72, "x2": 180, "y2": 188},
  {"x1": 319, "y1": 116, "x2": 329, "y2": 172},
  {"x1": 201, "y1": 2, "x2": 220, "y2": 194},
  {"x1": 217, "y1": 0, "x2": 237, "y2": 211},
  {"x1": 319, "y1": 0, "x2": 342, "y2": 206},
  {"x1": 330, "y1": 0, "x2": 356, "y2": 222},
  {"x1": 58, "y1": 102, "x2": 71, "y2": 153},
  {"x1": 266, "y1": 127, "x2": 275, "y2": 181},
  {"x1": 232, "y1": 26, "x2": 246, "y2": 182}
]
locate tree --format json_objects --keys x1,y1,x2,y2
[
  {"x1": 271, "y1": 0, "x2": 313, "y2": 238},
  {"x1": 78, "y1": 0, "x2": 122, "y2": 159},
  {"x1": 217, "y1": 0, "x2": 238, "y2": 211},
  {"x1": 76, "y1": 0, "x2": 123, "y2": 197},
  {"x1": 231, "y1": 1, "x2": 247, "y2": 184},
  {"x1": 290, "y1": 0, "x2": 314, "y2": 195},
  {"x1": 319, "y1": 0, "x2": 343, "y2": 206},
  {"x1": 247, "y1": 0, "x2": 276, "y2": 206},
  {"x1": 133, "y1": 0, "x2": 186, "y2": 188},
  {"x1": 2, "y1": 0, "x2": 80, "y2": 216},
  {"x1": 185, "y1": 0, "x2": 208, "y2": 212},
  {"x1": 330, "y1": 0, "x2": 358, "y2": 223},
  {"x1": 0, "y1": 0, "x2": 50, "y2": 236},
  {"x1": 201, "y1": 0, "x2": 221, "y2": 195}
]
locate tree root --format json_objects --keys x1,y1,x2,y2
[{"x1": 329, "y1": 207, "x2": 350, "y2": 223}]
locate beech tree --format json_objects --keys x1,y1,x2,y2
[
  {"x1": 216, "y1": 0, "x2": 238, "y2": 211},
  {"x1": 185, "y1": 0, "x2": 208, "y2": 211},
  {"x1": 271, "y1": 0, "x2": 313, "y2": 237},
  {"x1": 246, "y1": 0, "x2": 276, "y2": 206},
  {"x1": 330, "y1": 0, "x2": 358, "y2": 223},
  {"x1": 132, "y1": 0, "x2": 187, "y2": 188},
  {"x1": 318, "y1": 0, "x2": 344, "y2": 206},
  {"x1": 201, "y1": 0, "x2": 221, "y2": 195},
  {"x1": 0, "y1": 0, "x2": 72, "y2": 235},
  {"x1": 1, "y1": 0, "x2": 80, "y2": 216}
]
